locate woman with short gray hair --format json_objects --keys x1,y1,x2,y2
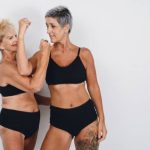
[
  {"x1": 43, "y1": 6, "x2": 107, "y2": 149},
  {"x1": 17, "y1": 6, "x2": 107, "y2": 150}
]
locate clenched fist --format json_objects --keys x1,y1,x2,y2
[{"x1": 18, "y1": 18, "x2": 31, "y2": 39}]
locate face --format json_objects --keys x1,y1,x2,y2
[
  {"x1": 45, "y1": 17, "x2": 69, "y2": 43},
  {"x1": 0, "y1": 27, "x2": 18, "y2": 52}
]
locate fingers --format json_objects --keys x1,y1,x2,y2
[
  {"x1": 97, "y1": 126, "x2": 107, "y2": 143},
  {"x1": 19, "y1": 18, "x2": 31, "y2": 28},
  {"x1": 40, "y1": 39, "x2": 50, "y2": 50},
  {"x1": 97, "y1": 131, "x2": 107, "y2": 142},
  {"x1": 43, "y1": 39, "x2": 48, "y2": 43},
  {"x1": 40, "y1": 39, "x2": 49, "y2": 43},
  {"x1": 98, "y1": 134, "x2": 106, "y2": 142}
]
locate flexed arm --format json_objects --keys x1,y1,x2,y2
[
  {"x1": 16, "y1": 18, "x2": 33, "y2": 75},
  {"x1": 31, "y1": 40, "x2": 50, "y2": 91},
  {"x1": 1, "y1": 40, "x2": 50, "y2": 93}
]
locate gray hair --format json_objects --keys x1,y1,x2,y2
[{"x1": 45, "y1": 6, "x2": 72, "y2": 33}]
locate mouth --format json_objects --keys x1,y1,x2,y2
[
  {"x1": 50, "y1": 35, "x2": 55, "y2": 38},
  {"x1": 12, "y1": 44, "x2": 18, "y2": 47}
]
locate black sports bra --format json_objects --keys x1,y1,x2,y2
[
  {"x1": 46, "y1": 48, "x2": 86, "y2": 85},
  {"x1": 0, "y1": 84, "x2": 25, "y2": 97}
]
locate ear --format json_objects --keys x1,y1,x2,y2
[{"x1": 64, "y1": 24, "x2": 70, "y2": 34}]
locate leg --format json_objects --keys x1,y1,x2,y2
[
  {"x1": 0, "y1": 126, "x2": 24, "y2": 150},
  {"x1": 41, "y1": 125, "x2": 72, "y2": 150},
  {"x1": 24, "y1": 129, "x2": 38, "y2": 150},
  {"x1": 74, "y1": 120, "x2": 99, "y2": 150}
]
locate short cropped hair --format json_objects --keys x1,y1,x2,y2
[{"x1": 45, "y1": 6, "x2": 73, "y2": 33}]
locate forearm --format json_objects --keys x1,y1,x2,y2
[
  {"x1": 31, "y1": 42, "x2": 50, "y2": 88},
  {"x1": 17, "y1": 39, "x2": 32, "y2": 75},
  {"x1": 16, "y1": 34, "x2": 32, "y2": 75},
  {"x1": 16, "y1": 18, "x2": 32, "y2": 75},
  {"x1": 30, "y1": 58, "x2": 48, "y2": 91},
  {"x1": 88, "y1": 85, "x2": 105, "y2": 122},
  {"x1": 15, "y1": 39, "x2": 50, "y2": 92}
]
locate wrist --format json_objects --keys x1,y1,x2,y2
[
  {"x1": 18, "y1": 31, "x2": 25, "y2": 38},
  {"x1": 98, "y1": 115, "x2": 105, "y2": 122},
  {"x1": 18, "y1": 36, "x2": 25, "y2": 41}
]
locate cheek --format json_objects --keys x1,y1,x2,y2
[
  {"x1": 2, "y1": 42, "x2": 9, "y2": 49},
  {"x1": 58, "y1": 30, "x2": 66, "y2": 37},
  {"x1": 5, "y1": 41, "x2": 16, "y2": 51},
  {"x1": 3, "y1": 40, "x2": 11, "y2": 45}
]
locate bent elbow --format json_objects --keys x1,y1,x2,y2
[
  {"x1": 20, "y1": 72, "x2": 30, "y2": 76},
  {"x1": 30, "y1": 84, "x2": 43, "y2": 93},
  {"x1": 18, "y1": 69, "x2": 31, "y2": 76},
  {"x1": 18, "y1": 65, "x2": 32, "y2": 76}
]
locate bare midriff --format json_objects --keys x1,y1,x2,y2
[
  {"x1": 49, "y1": 82, "x2": 90, "y2": 108},
  {"x1": 2, "y1": 93, "x2": 39, "y2": 112}
]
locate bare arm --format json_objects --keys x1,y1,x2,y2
[
  {"x1": 83, "y1": 48, "x2": 104, "y2": 120},
  {"x1": 1, "y1": 40, "x2": 50, "y2": 93},
  {"x1": 16, "y1": 18, "x2": 33, "y2": 75},
  {"x1": 34, "y1": 94, "x2": 51, "y2": 106},
  {"x1": 82, "y1": 48, "x2": 107, "y2": 141}
]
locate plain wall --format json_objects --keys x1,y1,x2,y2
[{"x1": 0, "y1": 0, "x2": 150, "y2": 149}]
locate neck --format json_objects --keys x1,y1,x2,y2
[
  {"x1": 2, "y1": 50, "x2": 16, "y2": 63},
  {"x1": 54, "y1": 36, "x2": 73, "y2": 52}
]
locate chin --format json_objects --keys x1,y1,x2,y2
[
  {"x1": 11, "y1": 48, "x2": 17, "y2": 52},
  {"x1": 51, "y1": 39, "x2": 57, "y2": 43}
]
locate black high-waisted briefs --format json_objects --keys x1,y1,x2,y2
[
  {"x1": 0, "y1": 108, "x2": 40, "y2": 138},
  {"x1": 50, "y1": 99, "x2": 97, "y2": 138}
]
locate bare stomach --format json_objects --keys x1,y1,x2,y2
[
  {"x1": 1, "y1": 93, "x2": 39, "y2": 112},
  {"x1": 49, "y1": 82, "x2": 90, "y2": 108}
]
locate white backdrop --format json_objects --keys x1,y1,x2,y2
[{"x1": 0, "y1": 0, "x2": 150, "y2": 150}]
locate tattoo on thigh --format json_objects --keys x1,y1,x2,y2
[{"x1": 75, "y1": 130, "x2": 99, "y2": 150}]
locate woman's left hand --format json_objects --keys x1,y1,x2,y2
[
  {"x1": 97, "y1": 120, "x2": 107, "y2": 142},
  {"x1": 18, "y1": 18, "x2": 31, "y2": 38}
]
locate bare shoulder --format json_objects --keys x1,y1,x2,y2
[
  {"x1": 80, "y1": 47, "x2": 93, "y2": 61},
  {"x1": 80, "y1": 47, "x2": 92, "y2": 59}
]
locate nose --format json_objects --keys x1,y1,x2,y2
[
  {"x1": 47, "y1": 26, "x2": 52, "y2": 35},
  {"x1": 14, "y1": 36, "x2": 18, "y2": 43},
  {"x1": 15, "y1": 37, "x2": 18, "y2": 43}
]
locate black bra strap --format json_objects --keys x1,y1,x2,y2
[{"x1": 77, "y1": 47, "x2": 81, "y2": 56}]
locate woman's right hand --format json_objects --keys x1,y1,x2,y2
[
  {"x1": 39, "y1": 39, "x2": 52, "y2": 53},
  {"x1": 18, "y1": 18, "x2": 31, "y2": 38}
]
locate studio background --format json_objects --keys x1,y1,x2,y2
[{"x1": 0, "y1": 0, "x2": 150, "y2": 150}]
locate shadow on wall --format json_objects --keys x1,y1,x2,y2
[
  {"x1": 34, "y1": 82, "x2": 51, "y2": 149},
  {"x1": 35, "y1": 105, "x2": 50, "y2": 149}
]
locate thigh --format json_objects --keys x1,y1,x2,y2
[
  {"x1": 0, "y1": 126, "x2": 24, "y2": 150},
  {"x1": 41, "y1": 125, "x2": 72, "y2": 150},
  {"x1": 74, "y1": 120, "x2": 99, "y2": 150},
  {"x1": 24, "y1": 129, "x2": 38, "y2": 150}
]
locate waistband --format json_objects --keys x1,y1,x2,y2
[
  {"x1": 50, "y1": 99, "x2": 94, "y2": 111},
  {"x1": 0, "y1": 108, "x2": 40, "y2": 114}
]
